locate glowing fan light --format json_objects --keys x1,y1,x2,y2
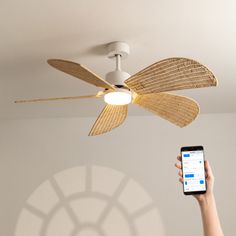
[{"x1": 104, "y1": 91, "x2": 132, "y2": 105}]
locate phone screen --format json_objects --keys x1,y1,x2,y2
[{"x1": 181, "y1": 146, "x2": 206, "y2": 194}]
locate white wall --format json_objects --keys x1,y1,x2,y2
[{"x1": 0, "y1": 113, "x2": 236, "y2": 236}]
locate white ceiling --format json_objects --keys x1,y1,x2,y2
[{"x1": 1, "y1": 0, "x2": 236, "y2": 119}]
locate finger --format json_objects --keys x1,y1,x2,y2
[
  {"x1": 178, "y1": 170, "x2": 183, "y2": 177},
  {"x1": 205, "y1": 160, "x2": 214, "y2": 179},
  {"x1": 175, "y1": 162, "x2": 182, "y2": 169},
  {"x1": 179, "y1": 177, "x2": 183, "y2": 183},
  {"x1": 177, "y1": 155, "x2": 182, "y2": 161}
]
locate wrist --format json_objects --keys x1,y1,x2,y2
[{"x1": 198, "y1": 193, "x2": 215, "y2": 207}]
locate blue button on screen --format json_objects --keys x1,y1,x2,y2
[
  {"x1": 184, "y1": 154, "x2": 190, "y2": 157},
  {"x1": 200, "y1": 180, "x2": 204, "y2": 184},
  {"x1": 185, "y1": 174, "x2": 194, "y2": 178}
]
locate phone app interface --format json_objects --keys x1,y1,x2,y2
[{"x1": 182, "y1": 150, "x2": 206, "y2": 192}]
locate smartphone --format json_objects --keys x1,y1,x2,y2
[{"x1": 181, "y1": 146, "x2": 207, "y2": 195}]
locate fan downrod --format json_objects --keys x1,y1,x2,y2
[{"x1": 106, "y1": 42, "x2": 131, "y2": 86}]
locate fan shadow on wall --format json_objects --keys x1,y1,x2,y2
[{"x1": 15, "y1": 165, "x2": 165, "y2": 236}]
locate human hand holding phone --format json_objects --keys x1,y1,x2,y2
[
  {"x1": 175, "y1": 155, "x2": 214, "y2": 203},
  {"x1": 175, "y1": 149, "x2": 224, "y2": 236}
]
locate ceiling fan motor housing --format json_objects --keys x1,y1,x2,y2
[{"x1": 105, "y1": 70, "x2": 130, "y2": 86}]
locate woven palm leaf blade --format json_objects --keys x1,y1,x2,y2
[
  {"x1": 125, "y1": 58, "x2": 217, "y2": 94},
  {"x1": 133, "y1": 93, "x2": 199, "y2": 127},
  {"x1": 89, "y1": 104, "x2": 128, "y2": 136},
  {"x1": 48, "y1": 59, "x2": 114, "y2": 90}
]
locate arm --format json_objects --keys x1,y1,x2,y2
[{"x1": 175, "y1": 156, "x2": 224, "y2": 236}]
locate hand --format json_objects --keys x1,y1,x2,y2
[{"x1": 175, "y1": 155, "x2": 215, "y2": 203}]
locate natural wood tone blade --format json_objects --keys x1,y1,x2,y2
[
  {"x1": 14, "y1": 92, "x2": 104, "y2": 103},
  {"x1": 133, "y1": 92, "x2": 199, "y2": 127},
  {"x1": 125, "y1": 58, "x2": 217, "y2": 94},
  {"x1": 89, "y1": 104, "x2": 128, "y2": 136},
  {"x1": 48, "y1": 59, "x2": 115, "y2": 90}
]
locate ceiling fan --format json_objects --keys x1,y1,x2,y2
[{"x1": 15, "y1": 42, "x2": 217, "y2": 136}]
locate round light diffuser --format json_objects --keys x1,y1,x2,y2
[{"x1": 104, "y1": 90, "x2": 132, "y2": 105}]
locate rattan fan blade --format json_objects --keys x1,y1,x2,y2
[
  {"x1": 133, "y1": 92, "x2": 199, "y2": 127},
  {"x1": 89, "y1": 104, "x2": 128, "y2": 136},
  {"x1": 14, "y1": 91, "x2": 104, "y2": 103},
  {"x1": 48, "y1": 59, "x2": 114, "y2": 90},
  {"x1": 125, "y1": 58, "x2": 217, "y2": 94}
]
